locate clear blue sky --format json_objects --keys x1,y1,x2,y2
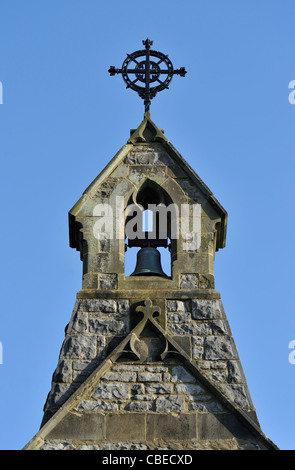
[{"x1": 0, "y1": 0, "x2": 294, "y2": 450}]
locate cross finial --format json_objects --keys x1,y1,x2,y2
[
  {"x1": 108, "y1": 39, "x2": 187, "y2": 113},
  {"x1": 142, "y1": 38, "x2": 153, "y2": 48}
]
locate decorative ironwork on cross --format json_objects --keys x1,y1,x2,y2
[{"x1": 108, "y1": 39, "x2": 187, "y2": 113}]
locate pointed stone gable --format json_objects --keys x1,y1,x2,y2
[{"x1": 23, "y1": 114, "x2": 278, "y2": 450}]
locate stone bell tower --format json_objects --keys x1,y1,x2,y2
[{"x1": 24, "y1": 41, "x2": 278, "y2": 451}]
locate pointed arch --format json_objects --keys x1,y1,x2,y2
[{"x1": 124, "y1": 179, "x2": 178, "y2": 277}]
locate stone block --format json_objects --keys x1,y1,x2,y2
[
  {"x1": 155, "y1": 395, "x2": 185, "y2": 412},
  {"x1": 133, "y1": 394, "x2": 156, "y2": 401},
  {"x1": 137, "y1": 372, "x2": 162, "y2": 382},
  {"x1": 109, "y1": 165, "x2": 129, "y2": 178},
  {"x1": 167, "y1": 312, "x2": 191, "y2": 323},
  {"x1": 125, "y1": 401, "x2": 153, "y2": 412},
  {"x1": 170, "y1": 322, "x2": 211, "y2": 336},
  {"x1": 180, "y1": 274, "x2": 198, "y2": 289},
  {"x1": 103, "y1": 371, "x2": 137, "y2": 382},
  {"x1": 98, "y1": 239, "x2": 111, "y2": 253},
  {"x1": 192, "y1": 346, "x2": 204, "y2": 359},
  {"x1": 174, "y1": 383, "x2": 211, "y2": 400},
  {"x1": 167, "y1": 300, "x2": 191, "y2": 312},
  {"x1": 117, "y1": 300, "x2": 130, "y2": 314},
  {"x1": 170, "y1": 365, "x2": 195, "y2": 383},
  {"x1": 45, "y1": 383, "x2": 77, "y2": 410},
  {"x1": 39, "y1": 440, "x2": 76, "y2": 450},
  {"x1": 197, "y1": 413, "x2": 253, "y2": 441},
  {"x1": 99, "y1": 274, "x2": 118, "y2": 290},
  {"x1": 76, "y1": 400, "x2": 119, "y2": 412},
  {"x1": 192, "y1": 300, "x2": 224, "y2": 320},
  {"x1": 166, "y1": 164, "x2": 187, "y2": 178},
  {"x1": 82, "y1": 233, "x2": 99, "y2": 254},
  {"x1": 52, "y1": 360, "x2": 72, "y2": 383},
  {"x1": 78, "y1": 299, "x2": 117, "y2": 313},
  {"x1": 211, "y1": 319, "x2": 231, "y2": 335},
  {"x1": 88, "y1": 318, "x2": 127, "y2": 335},
  {"x1": 85, "y1": 252, "x2": 125, "y2": 275},
  {"x1": 71, "y1": 360, "x2": 98, "y2": 378},
  {"x1": 70, "y1": 311, "x2": 88, "y2": 334},
  {"x1": 179, "y1": 273, "x2": 215, "y2": 289},
  {"x1": 189, "y1": 400, "x2": 224, "y2": 412},
  {"x1": 47, "y1": 412, "x2": 105, "y2": 441},
  {"x1": 92, "y1": 382, "x2": 130, "y2": 400},
  {"x1": 62, "y1": 335, "x2": 97, "y2": 359},
  {"x1": 102, "y1": 442, "x2": 148, "y2": 450},
  {"x1": 131, "y1": 383, "x2": 145, "y2": 396},
  {"x1": 172, "y1": 336, "x2": 191, "y2": 356},
  {"x1": 227, "y1": 360, "x2": 246, "y2": 384},
  {"x1": 82, "y1": 273, "x2": 98, "y2": 289},
  {"x1": 219, "y1": 384, "x2": 252, "y2": 409},
  {"x1": 128, "y1": 165, "x2": 166, "y2": 185},
  {"x1": 105, "y1": 413, "x2": 146, "y2": 441},
  {"x1": 125, "y1": 144, "x2": 173, "y2": 165},
  {"x1": 204, "y1": 336, "x2": 237, "y2": 360},
  {"x1": 192, "y1": 336, "x2": 204, "y2": 346},
  {"x1": 113, "y1": 365, "x2": 144, "y2": 372},
  {"x1": 145, "y1": 383, "x2": 173, "y2": 395},
  {"x1": 146, "y1": 413, "x2": 196, "y2": 441}
]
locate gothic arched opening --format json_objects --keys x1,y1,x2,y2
[{"x1": 124, "y1": 180, "x2": 175, "y2": 277}]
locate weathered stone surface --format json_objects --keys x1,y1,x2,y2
[
  {"x1": 146, "y1": 413, "x2": 196, "y2": 441},
  {"x1": 174, "y1": 383, "x2": 212, "y2": 400},
  {"x1": 105, "y1": 413, "x2": 146, "y2": 441},
  {"x1": 62, "y1": 335, "x2": 97, "y2": 359},
  {"x1": 47, "y1": 413, "x2": 105, "y2": 441},
  {"x1": 88, "y1": 318, "x2": 127, "y2": 335},
  {"x1": 197, "y1": 413, "x2": 254, "y2": 441},
  {"x1": 219, "y1": 384, "x2": 253, "y2": 409},
  {"x1": 70, "y1": 312, "x2": 88, "y2": 334},
  {"x1": 167, "y1": 300, "x2": 190, "y2": 312},
  {"x1": 189, "y1": 400, "x2": 224, "y2": 412},
  {"x1": 170, "y1": 365, "x2": 195, "y2": 383},
  {"x1": 155, "y1": 395, "x2": 185, "y2": 412},
  {"x1": 92, "y1": 382, "x2": 130, "y2": 400},
  {"x1": 45, "y1": 383, "x2": 77, "y2": 409},
  {"x1": 211, "y1": 319, "x2": 231, "y2": 335},
  {"x1": 102, "y1": 442, "x2": 148, "y2": 450},
  {"x1": 228, "y1": 361, "x2": 247, "y2": 384},
  {"x1": 52, "y1": 360, "x2": 72, "y2": 383},
  {"x1": 38, "y1": 441, "x2": 76, "y2": 451},
  {"x1": 103, "y1": 371, "x2": 137, "y2": 382},
  {"x1": 145, "y1": 383, "x2": 173, "y2": 395},
  {"x1": 180, "y1": 274, "x2": 198, "y2": 289},
  {"x1": 125, "y1": 401, "x2": 153, "y2": 412},
  {"x1": 124, "y1": 144, "x2": 174, "y2": 165},
  {"x1": 167, "y1": 312, "x2": 191, "y2": 323},
  {"x1": 204, "y1": 336, "x2": 237, "y2": 360},
  {"x1": 192, "y1": 300, "x2": 224, "y2": 320},
  {"x1": 137, "y1": 372, "x2": 162, "y2": 382},
  {"x1": 99, "y1": 274, "x2": 118, "y2": 290},
  {"x1": 76, "y1": 400, "x2": 119, "y2": 412},
  {"x1": 170, "y1": 322, "x2": 211, "y2": 336},
  {"x1": 77, "y1": 299, "x2": 117, "y2": 313},
  {"x1": 117, "y1": 300, "x2": 130, "y2": 314}
]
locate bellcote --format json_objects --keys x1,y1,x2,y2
[{"x1": 68, "y1": 113, "x2": 227, "y2": 293}]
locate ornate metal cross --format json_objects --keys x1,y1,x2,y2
[{"x1": 108, "y1": 39, "x2": 187, "y2": 113}]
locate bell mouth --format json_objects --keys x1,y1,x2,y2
[{"x1": 130, "y1": 247, "x2": 168, "y2": 278}]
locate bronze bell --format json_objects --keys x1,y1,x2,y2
[{"x1": 131, "y1": 247, "x2": 167, "y2": 277}]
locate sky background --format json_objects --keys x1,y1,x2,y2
[{"x1": 0, "y1": 0, "x2": 294, "y2": 450}]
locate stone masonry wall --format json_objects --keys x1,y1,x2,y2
[
  {"x1": 42, "y1": 297, "x2": 255, "y2": 427},
  {"x1": 40, "y1": 362, "x2": 267, "y2": 451}
]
